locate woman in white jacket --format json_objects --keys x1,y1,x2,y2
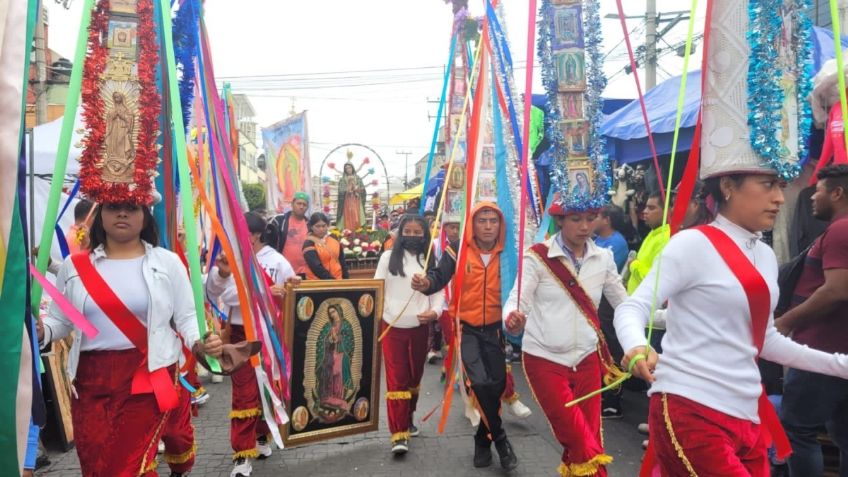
[
  {"x1": 375, "y1": 214, "x2": 445, "y2": 455},
  {"x1": 39, "y1": 201, "x2": 222, "y2": 476},
  {"x1": 505, "y1": 202, "x2": 628, "y2": 477}
]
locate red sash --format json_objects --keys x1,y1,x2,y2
[
  {"x1": 528, "y1": 243, "x2": 621, "y2": 380},
  {"x1": 694, "y1": 226, "x2": 792, "y2": 458},
  {"x1": 71, "y1": 253, "x2": 179, "y2": 412}
]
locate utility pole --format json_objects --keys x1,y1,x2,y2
[
  {"x1": 396, "y1": 150, "x2": 412, "y2": 189},
  {"x1": 645, "y1": 0, "x2": 658, "y2": 90},
  {"x1": 34, "y1": 3, "x2": 48, "y2": 125}
]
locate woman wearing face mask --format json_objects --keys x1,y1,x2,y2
[
  {"x1": 303, "y1": 212, "x2": 349, "y2": 280},
  {"x1": 38, "y1": 199, "x2": 223, "y2": 476},
  {"x1": 374, "y1": 214, "x2": 445, "y2": 455}
]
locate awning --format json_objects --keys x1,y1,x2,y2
[{"x1": 389, "y1": 184, "x2": 423, "y2": 205}]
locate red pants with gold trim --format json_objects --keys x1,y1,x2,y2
[
  {"x1": 72, "y1": 349, "x2": 173, "y2": 477},
  {"x1": 649, "y1": 393, "x2": 769, "y2": 477},
  {"x1": 229, "y1": 325, "x2": 270, "y2": 458},
  {"x1": 523, "y1": 352, "x2": 609, "y2": 477},
  {"x1": 162, "y1": 380, "x2": 195, "y2": 473},
  {"x1": 382, "y1": 323, "x2": 429, "y2": 442}
]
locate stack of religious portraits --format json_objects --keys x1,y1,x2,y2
[{"x1": 282, "y1": 279, "x2": 383, "y2": 446}]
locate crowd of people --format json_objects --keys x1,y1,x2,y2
[{"x1": 30, "y1": 164, "x2": 848, "y2": 477}]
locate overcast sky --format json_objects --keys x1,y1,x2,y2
[{"x1": 45, "y1": 0, "x2": 705, "y2": 180}]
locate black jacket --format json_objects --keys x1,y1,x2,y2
[
  {"x1": 423, "y1": 239, "x2": 460, "y2": 295},
  {"x1": 269, "y1": 211, "x2": 293, "y2": 252}
]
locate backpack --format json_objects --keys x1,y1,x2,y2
[{"x1": 775, "y1": 242, "x2": 814, "y2": 316}]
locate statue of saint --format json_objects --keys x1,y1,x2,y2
[
  {"x1": 337, "y1": 162, "x2": 366, "y2": 230},
  {"x1": 103, "y1": 91, "x2": 135, "y2": 183}
]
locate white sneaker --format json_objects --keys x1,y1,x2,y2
[
  {"x1": 507, "y1": 399, "x2": 532, "y2": 419},
  {"x1": 637, "y1": 423, "x2": 649, "y2": 435},
  {"x1": 231, "y1": 457, "x2": 252, "y2": 477},
  {"x1": 157, "y1": 440, "x2": 165, "y2": 453},
  {"x1": 212, "y1": 374, "x2": 224, "y2": 383},
  {"x1": 196, "y1": 365, "x2": 209, "y2": 378},
  {"x1": 256, "y1": 441, "x2": 273, "y2": 459},
  {"x1": 191, "y1": 390, "x2": 210, "y2": 406}
]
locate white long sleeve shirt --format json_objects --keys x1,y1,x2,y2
[
  {"x1": 504, "y1": 237, "x2": 628, "y2": 368},
  {"x1": 206, "y1": 246, "x2": 294, "y2": 325},
  {"x1": 374, "y1": 250, "x2": 445, "y2": 329},
  {"x1": 615, "y1": 215, "x2": 848, "y2": 422}
]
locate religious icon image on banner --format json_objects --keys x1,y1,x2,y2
[
  {"x1": 110, "y1": 0, "x2": 138, "y2": 14},
  {"x1": 100, "y1": 84, "x2": 140, "y2": 184},
  {"x1": 561, "y1": 120, "x2": 589, "y2": 158},
  {"x1": 480, "y1": 146, "x2": 496, "y2": 171},
  {"x1": 107, "y1": 20, "x2": 138, "y2": 60},
  {"x1": 556, "y1": 49, "x2": 586, "y2": 92},
  {"x1": 445, "y1": 190, "x2": 464, "y2": 216},
  {"x1": 552, "y1": 5, "x2": 583, "y2": 50},
  {"x1": 560, "y1": 93, "x2": 584, "y2": 120},
  {"x1": 283, "y1": 280, "x2": 382, "y2": 446},
  {"x1": 567, "y1": 162, "x2": 594, "y2": 200},
  {"x1": 478, "y1": 173, "x2": 498, "y2": 202}
]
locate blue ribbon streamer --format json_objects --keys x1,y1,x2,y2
[
  {"x1": 179, "y1": 375, "x2": 197, "y2": 393},
  {"x1": 55, "y1": 179, "x2": 80, "y2": 258},
  {"x1": 419, "y1": 33, "x2": 458, "y2": 208}
]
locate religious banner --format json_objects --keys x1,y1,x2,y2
[
  {"x1": 282, "y1": 279, "x2": 383, "y2": 446},
  {"x1": 262, "y1": 112, "x2": 312, "y2": 214},
  {"x1": 78, "y1": 0, "x2": 161, "y2": 205}
]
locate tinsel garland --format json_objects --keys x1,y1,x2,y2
[
  {"x1": 746, "y1": 0, "x2": 813, "y2": 181},
  {"x1": 173, "y1": 0, "x2": 199, "y2": 130},
  {"x1": 537, "y1": 0, "x2": 610, "y2": 211},
  {"x1": 79, "y1": 0, "x2": 161, "y2": 205}
]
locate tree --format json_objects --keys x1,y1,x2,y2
[{"x1": 242, "y1": 182, "x2": 266, "y2": 212}]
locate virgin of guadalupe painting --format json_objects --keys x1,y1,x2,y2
[
  {"x1": 556, "y1": 50, "x2": 586, "y2": 92},
  {"x1": 283, "y1": 279, "x2": 383, "y2": 446},
  {"x1": 552, "y1": 5, "x2": 583, "y2": 50}
]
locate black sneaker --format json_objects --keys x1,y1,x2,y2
[
  {"x1": 408, "y1": 424, "x2": 420, "y2": 437},
  {"x1": 473, "y1": 441, "x2": 493, "y2": 468},
  {"x1": 392, "y1": 438, "x2": 409, "y2": 455},
  {"x1": 495, "y1": 438, "x2": 518, "y2": 471},
  {"x1": 169, "y1": 473, "x2": 185, "y2": 477},
  {"x1": 602, "y1": 406, "x2": 623, "y2": 419}
]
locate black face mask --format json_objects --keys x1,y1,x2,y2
[{"x1": 401, "y1": 236, "x2": 425, "y2": 252}]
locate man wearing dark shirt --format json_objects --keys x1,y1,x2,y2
[{"x1": 776, "y1": 164, "x2": 848, "y2": 477}]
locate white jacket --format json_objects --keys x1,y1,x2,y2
[
  {"x1": 43, "y1": 242, "x2": 201, "y2": 380},
  {"x1": 504, "y1": 237, "x2": 628, "y2": 368}
]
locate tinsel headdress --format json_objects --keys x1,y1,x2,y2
[
  {"x1": 700, "y1": 0, "x2": 813, "y2": 180},
  {"x1": 538, "y1": 0, "x2": 610, "y2": 212}
]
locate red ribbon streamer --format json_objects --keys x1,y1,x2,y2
[{"x1": 516, "y1": 0, "x2": 537, "y2": 305}]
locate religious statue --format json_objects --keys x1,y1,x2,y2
[
  {"x1": 315, "y1": 304, "x2": 355, "y2": 422},
  {"x1": 337, "y1": 161, "x2": 366, "y2": 230},
  {"x1": 102, "y1": 91, "x2": 136, "y2": 183}
]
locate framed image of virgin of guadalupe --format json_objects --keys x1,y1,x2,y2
[{"x1": 282, "y1": 279, "x2": 384, "y2": 446}]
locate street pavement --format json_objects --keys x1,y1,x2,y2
[{"x1": 38, "y1": 357, "x2": 649, "y2": 476}]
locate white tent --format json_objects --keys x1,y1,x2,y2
[
  {"x1": 25, "y1": 113, "x2": 84, "y2": 176},
  {"x1": 24, "y1": 177, "x2": 79, "y2": 272}
]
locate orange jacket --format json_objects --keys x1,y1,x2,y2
[{"x1": 449, "y1": 202, "x2": 505, "y2": 327}]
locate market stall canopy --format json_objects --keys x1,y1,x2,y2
[
  {"x1": 26, "y1": 113, "x2": 84, "y2": 176},
  {"x1": 602, "y1": 26, "x2": 848, "y2": 164},
  {"x1": 390, "y1": 184, "x2": 423, "y2": 205}
]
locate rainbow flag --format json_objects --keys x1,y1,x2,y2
[{"x1": 0, "y1": 1, "x2": 39, "y2": 474}]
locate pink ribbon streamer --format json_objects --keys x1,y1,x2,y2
[
  {"x1": 516, "y1": 0, "x2": 538, "y2": 304},
  {"x1": 615, "y1": 0, "x2": 665, "y2": 198},
  {"x1": 29, "y1": 263, "x2": 99, "y2": 338}
]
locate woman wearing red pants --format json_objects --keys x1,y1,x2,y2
[
  {"x1": 505, "y1": 201, "x2": 628, "y2": 477},
  {"x1": 40, "y1": 200, "x2": 222, "y2": 476},
  {"x1": 375, "y1": 214, "x2": 444, "y2": 455}
]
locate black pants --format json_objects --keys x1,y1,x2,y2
[{"x1": 461, "y1": 322, "x2": 507, "y2": 445}]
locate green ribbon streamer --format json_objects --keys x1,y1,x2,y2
[
  {"x1": 830, "y1": 0, "x2": 848, "y2": 156},
  {"x1": 31, "y1": 0, "x2": 96, "y2": 309},
  {"x1": 158, "y1": 0, "x2": 219, "y2": 371}
]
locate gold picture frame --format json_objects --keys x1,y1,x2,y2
[{"x1": 282, "y1": 279, "x2": 384, "y2": 446}]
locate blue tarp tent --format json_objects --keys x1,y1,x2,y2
[{"x1": 602, "y1": 26, "x2": 848, "y2": 164}]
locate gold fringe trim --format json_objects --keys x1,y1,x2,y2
[
  {"x1": 191, "y1": 386, "x2": 207, "y2": 398},
  {"x1": 602, "y1": 364, "x2": 627, "y2": 387},
  {"x1": 505, "y1": 363, "x2": 513, "y2": 373},
  {"x1": 232, "y1": 448, "x2": 259, "y2": 460},
  {"x1": 140, "y1": 458, "x2": 158, "y2": 474},
  {"x1": 569, "y1": 454, "x2": 613, "y2": 476},
  {"x1": 386, "y1": 391, "x2": 412, "y2": 400},
  {"x1": 229, "y1": 408, "x2": 263, "y2": 419},
  {"x1": 408, "y1": 385, "x2": 421, "y2": 395},
  {"x1": 164, "y1": 442, "x2": 197, "y2": 465},
  {"x1": 662, "y1": 393, "x2": 699, "y2": 476},
  {"x1": 390, "y1": 431, "x2": 411, "y2": 443},
  {"x1": 557, "y1": 462, "x2": 570, "y2": 477},
  {"x1": 503, "y1": 392, "x2": 520, "y2": 404}
]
